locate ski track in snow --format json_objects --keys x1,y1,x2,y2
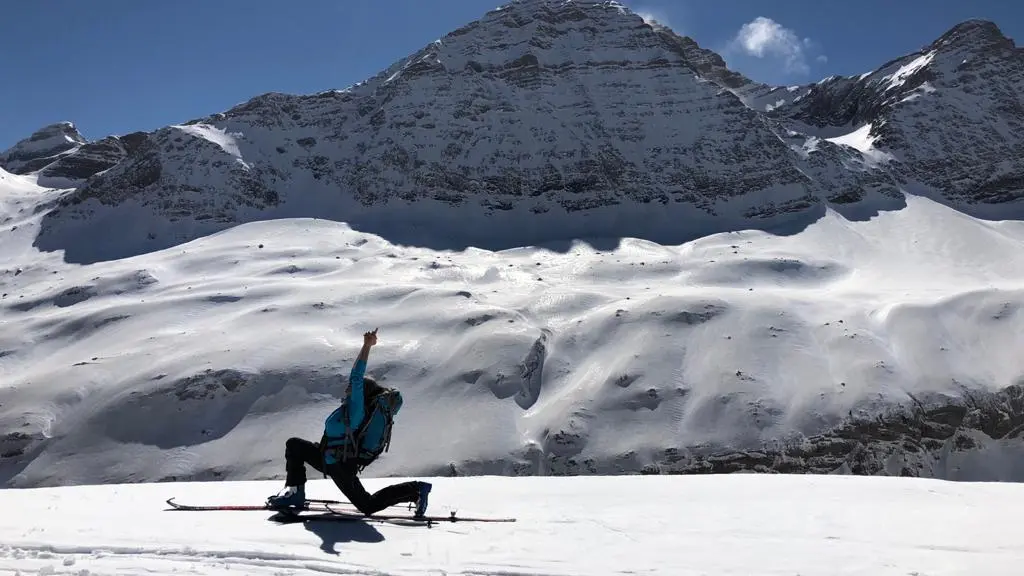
[{"x1": 0, "y1": 475, "x2": 1022, "y2": 575}]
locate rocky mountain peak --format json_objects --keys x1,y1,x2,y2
[
  {"x1": 0, "y1": 121, "x2": 148, "y2": 183},
  {"x1": 487, "y1": 0, "x2": 630, "y2": 19},
  {"x1": 1, "y1": 122, "x2": 87, "y2": 175},
  {"x1": 26, "y1": 8, "x2": 1024, "y2": 265},
  {"x1": 42, "y1": 0, "x2": 841, "y2": 263},
  {"x1": 929, "y1": 19, "x2": 1015, "y2": 54},
  {"x1": 28, "y1": 121, "x2": 86, "y2": 145},
  {"x1": 362, "y1": 0, "x2": 763, "y2": 115},
  {"x1": 766, "y1": 17, "x2": 1024, "y2": 210},
  {"x1": 659, "y1": 31, "x2": 770, "y2": 100}
]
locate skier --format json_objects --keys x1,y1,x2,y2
[{"x1": 266, "y1": 328, "x2": 432, "y2": 517}]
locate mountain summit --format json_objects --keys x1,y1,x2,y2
[
  {"x1": 0, "y1": 122, "x2": 147, "y2": 184},
  {"x1": 7, "y1": 2, "x2": 1023, "y2": 264},
  {"x1": 767, "y1": 18, "x2": 1023, "y2": 208},
  {"x1": 0, "y1": 122, "x2": 87, "y2": 175},
  {"x1": 933, "y1": 18, "x2": 1014, "y2": 52}
]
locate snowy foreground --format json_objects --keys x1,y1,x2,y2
[{"x1": 1, "y1": 474, "x2": 1021, "y2": 575}]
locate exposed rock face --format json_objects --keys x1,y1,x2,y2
[
  {"x1": 33, "y1": 0, "x2": 910, "y2": 263},
  {"x1": 0, "y1": 122, "x2": 144, "y2": 182},
  {"x1": 438, "y1": 384, "x2": 1024, "y2": 480},
  {"x1": 1, "y1": 122, "x2": 87, "y2": 174},
  {"x1": 16, "y1": 8, "x2": 1024, "y2": 249},
  {"x1": 650, "y1": 383, "x2": 1024, "y2": 478},
  {"x1": 767, "y1": 19, "x2": 1024, "y2": 207},
  {"x1": 65, "y1": 127, "x2": 280, "y2": 223},
  {"x1": 42, "y1": 133, "x2": 149, "y2": 181}
]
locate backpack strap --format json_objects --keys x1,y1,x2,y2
[
  {"x1": 319, "y1": 398, "x2": 362, "y2": 473},
  {"x1": 321, "y1": 388, "x2": 400, "y2": 473},
  {"x1": 318, "y1": 431, "x2": 329, "y2": 478},
  {"x1": 353, "y1": 390, "x2": 398, "y2": 472}
]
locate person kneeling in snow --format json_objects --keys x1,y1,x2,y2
[{"x1": 267, "y1": 328, "x2": 431, "y2": 517}]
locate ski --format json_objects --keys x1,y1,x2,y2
[
  {"x1": 164, "y1": 498, "x2": 515, "y2": 524},
  {"x1": 305, "y1": 498, "x2": 351, "y2": 505},
  {"x1": 165, "y1": 497, "x2": 338, "y2": 512},
  {"x1": 322, "y1": 503, "x2": 515, "y2": 523},
  {"x1": 269, "y1": 510, "x2": 435, "y2": 527}
]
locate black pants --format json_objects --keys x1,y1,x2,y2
[{"x1": 284, "y1": 437, "x2": 422, "y2": 516}]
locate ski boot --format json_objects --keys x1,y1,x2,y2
[
  {"x1": 266, "y1": 485, "x2": 306, "y2": 510},
  {"x1": 414, "y1": 482, "x2": 432, "y2": 518}
]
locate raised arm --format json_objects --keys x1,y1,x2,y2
[{"x1": 344, "y1": 328, "x2": 377, "y2": 427}]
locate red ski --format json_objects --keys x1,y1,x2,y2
[{"x1": 165, "y1": 497, "x2": 339, "y2": 512}]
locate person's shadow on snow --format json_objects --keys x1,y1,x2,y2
[{"x1": 269, "y1": 513, "x2": 385, "y2": 554}]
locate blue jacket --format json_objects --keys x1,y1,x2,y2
[{"x1": 322, "y1": 358, "x2": 402, "y2": 465}]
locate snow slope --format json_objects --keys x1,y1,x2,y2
[
  {"x1": 5, "y1": 154, "x2": 1024, "y2": 487},
  {"x1": 1, "y1": 474, "x2": 1021, "y2": 575}
]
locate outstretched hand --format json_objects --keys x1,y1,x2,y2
[{"x1": 354, "y1": 328, "x2": 378, "y2": 365}]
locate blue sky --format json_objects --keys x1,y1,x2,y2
[{"x1": 1, "y1": 0, "x2": 1021, "y2": 150}]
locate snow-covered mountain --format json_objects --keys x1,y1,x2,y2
[
  {"x1": 765, "y1": 19, "x2": 1024, "y2": 212},
  {"x1": 0, "y1": 122, "x2": 143, "y2": 186},
  {"x1": 0, "y1": 122, "x2": 87, "y2": 175},
  {"x1": 23, "y1": 0, "x2": 914, "y2": 265},
  {"x1": 3, "y1": 162, "x2": 1024, "y2": 487},
  {"x1": 3, "y1": 0, "x2": 1024, "y2": 488},
  {"x1": 19, "y1": 5, "x2": 1021, "y2": 266}
]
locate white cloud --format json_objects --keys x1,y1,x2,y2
[
  {"x1": 636, "y1": 8, "x2": 678, "y2": 34},
  {"x1": 729, "y1": 16, "x2": 824, "y2": 76}
]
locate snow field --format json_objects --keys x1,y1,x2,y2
[{"x1": 1, "y1": 474, "x2": 1021, "y2": 575}]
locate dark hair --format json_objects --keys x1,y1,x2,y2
[{"x1": 362, "y1": 375, "x2": 383, "y2": 402}]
